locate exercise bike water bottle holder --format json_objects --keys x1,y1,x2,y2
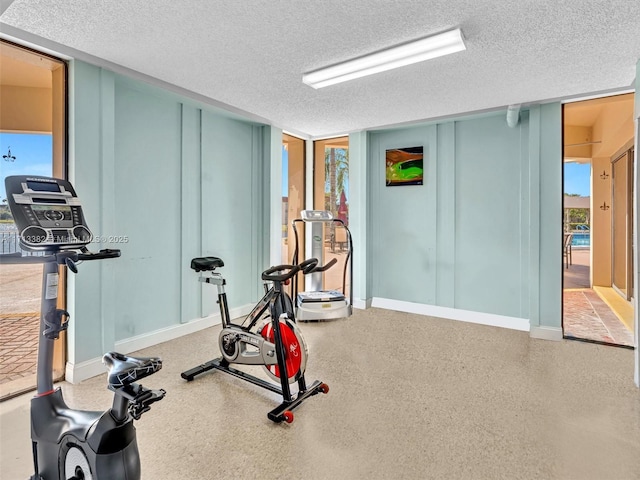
[{"x1": 43, "y1": 308, "x2": 70, "y2": 339}]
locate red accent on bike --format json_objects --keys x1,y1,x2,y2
[
  {"x1": 35, "y1": 389, "x2": 56, "y2": 397},
  {"x1": 261, "y1": 321, "x2": 303, "y2": 379},
  {"x1": 319, "y1": 383, "x2": 329, "y2": 394},
  {"x1": 283, "y1": 410, "x2": 294, "y2": 423}
]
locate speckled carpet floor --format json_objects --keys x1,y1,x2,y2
[{"x1": 2, "y1": 308, "x2": 639, "y2": 479}]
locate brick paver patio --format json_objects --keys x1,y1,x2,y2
[
  {"x1": 1, "y1": 263, "x2": 42, "y2": 393},
  {"x1": 563, "y1": 289, "x2": 634, "y2": 346},
  {"x1": 563, "y1": 248, "x2": 634, "y2": 347},
  {"x1": 0, "y1": 313, "x2": 39, "y2": 384}
]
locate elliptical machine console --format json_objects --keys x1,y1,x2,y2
[{"x1": 1, "y1": 175, "x2": 165, "y2": 480}]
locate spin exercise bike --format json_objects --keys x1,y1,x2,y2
[
  {"x1": 1, "y1": 175, "x2": 165, "y2": 480},
  {"x1": 181, "y1": 256, "x2": 328, "y2": 423}
]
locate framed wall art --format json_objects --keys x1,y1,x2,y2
[{"x1": 385, "y1": 146, "x2": 423, "y2": 186}]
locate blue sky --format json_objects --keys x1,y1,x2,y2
[
  {"x1": 0, "y1": 133, "x2": 53, "y2": 201},
  {"x1": 564, "y1": 162, "x2": 590, "y2": 197}
]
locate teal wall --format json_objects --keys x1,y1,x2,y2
[
  {"x1": 68, "y1": 61, "x2": 271, "y2": 364},
  {"x1": 66, "y1": 57, "x2": 567, "y2": 365},
  {"x1": 366, "y1": 105, "x2": 562, "y2": 329}
]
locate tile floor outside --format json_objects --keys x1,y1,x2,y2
[
  {"x1": 0, "y1": 313, "x2": 39, "y2": 384},
  {"x1": 562, "y1": 248, "x2": 634, "y2": 347},
  {"x1": 0, "y1": 263, "x2": 41, "y2": 398}
]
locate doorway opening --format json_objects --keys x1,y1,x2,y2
[
  {"x1": 312, "y1": 137, "x2": 349, "y2": 292},
  {"x1": 0, "y1": 40, "x2": 67, "y2": 399},
  {"x1": 282, "y1": 134, "x2": 305, "y2": 265},
  {"x1": 562, "y1": 93, "x2": 635, "y2": 348}
]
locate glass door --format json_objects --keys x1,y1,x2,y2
[
  {"x1": 0, "y1": 40, "x2": 67, "y2": 397},
  {"x1": 282, "y1": 134, "x2": 305, "y2": 264},
  {"x1": 611, "y1": 148, "x2": 634, "y2": 301},
  {"x1": 313, "y1": 137, "x2": 349, "y2": 291}
]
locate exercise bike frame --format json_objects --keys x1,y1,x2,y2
[
  {"x1": 181, "y1": 260, "x2": 328, "y2": 423},
  {"x1": 0, "y1": 250, "x2": 164, "y2": 480},
  {"x1": 2, "y1": 174, "x2": 164, "y2": 479}
]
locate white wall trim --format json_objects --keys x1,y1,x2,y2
[
  {"x1": 371, "y1": 297, "x2": 530, "y2": 332},
  {"x1": 530, "y1": 325, "x2": 564, "y2": 341},
  {"x1": 66, "y1": 303, "x2": 253, "y2": 384},
  {"x1": 353, "y1": 298, "x2": 371, "y2": 310},
  {"x1": 65, "y1": 356, "x2": 107, "y2": 385}
]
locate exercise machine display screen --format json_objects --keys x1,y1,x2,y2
[
  {"x1": 4, "y1": 175, "x2": 93, "y2": 251},
  {"x1": 301, "y1": 210, "x2": 334, "y2": 222}
]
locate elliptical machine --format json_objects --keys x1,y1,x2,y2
[
  {"x1": 181, "y1": 256, "x2": 328, "y2": 423},
  {"x1": 1, "y1": 175, "x2": 165, "y2": 480}
]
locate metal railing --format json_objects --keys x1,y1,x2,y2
[{"x1": 0, "y1": 230, "x2": 44, "y2": 255}]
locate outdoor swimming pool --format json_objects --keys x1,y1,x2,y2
[{"x1": 572, "y1": 232, "x2": 590, "y2": 247}]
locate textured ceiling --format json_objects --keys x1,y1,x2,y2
[{"x1": 1, "y1": 0, "x2": 639, "y2": 138}]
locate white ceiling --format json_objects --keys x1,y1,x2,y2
[{"x1": 1, "y1": 0, "x2": 639, "y2": 138}]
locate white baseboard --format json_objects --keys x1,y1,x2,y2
[
  {"x1": 371, "y1": 297, "x2": 530, "y2": 332},
  {"x1": 65, "y1": 357, "x2": 108, "y2": 384},
  {"x1": 529, "y1": 325, "x2": 563, "y2": 341},
  {"x1": 65, "y1": 303, "x2": 253, "y2": 384},
  {"x1": 353, "y1": 298, "x2": 371, "y2": 310}
]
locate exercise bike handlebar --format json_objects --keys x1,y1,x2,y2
[
  {"x1": 261, "y1": 258, "x2": 318, "y2": 282},
  {"x1": 78, "y1": 248, "x2": 121, "y2": 261},
  {"x1": 309, "y1": 257, "x2": 337, "y2": 273}
]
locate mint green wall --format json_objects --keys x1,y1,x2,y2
[
  {"x1": 113, "y1": 79, "x2": 182, "y2": 339},
  {"x1": 68, "y1": 61, "x2": 270, "y2": 363},
  {"x1": 453, "y1": 115, "x2": 526, "y2": 316},
  {"x1": 532, "y1": 104, "x2": 563, "y2": 331},
  {"x1": 367, "y1": 105, "x2": 562, "y2": 328},
  {"x1": 348, "y1": 131, "x2": 371, "y2": 303}
]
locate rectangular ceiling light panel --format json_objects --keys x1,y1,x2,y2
[{"x1": 303, "y1": 28, "x2": 466, "y2": 89}]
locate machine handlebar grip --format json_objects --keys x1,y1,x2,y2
[
  {"x1": 261, "y1": 258, "x2": 319, "y2": 282},
  {"x1": 299, "y1": 258, "x2": 319, "y2": 274},
  {"x1": 261, "y1": 264, "x2": 301, "y2": 282},
  {"x1": 310, "y1": 257, "x2": 337, "y2": 273},
  {"x1": 78, "y1": 249, "x2": 121, "y2": 261}
]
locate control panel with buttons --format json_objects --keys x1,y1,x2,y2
[{"x1": 5, "y1": 176, "x2": 93, "y2": 251}]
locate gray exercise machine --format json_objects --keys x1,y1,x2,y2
[
  {"x1": 291, "y1": 210, "x2": 353, "y2": 321},
  {"x1": 1, "y1": 175, "x2": 165, "y2": 480}
]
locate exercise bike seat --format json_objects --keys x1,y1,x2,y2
[
  {"x1": 191, "y1": 256, "x2": 224, "y2": 272},
  {"x1": 103, "y1": 352, "x2": 163, "y2": 388}
]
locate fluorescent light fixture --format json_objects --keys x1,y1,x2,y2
[{"x1": 303, "y1": 28, "x2": 466, "y2": 89}]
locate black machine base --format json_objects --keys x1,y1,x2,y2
[{"x1": 181, "y1": 358, "x2": 328, "y2": 423}]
